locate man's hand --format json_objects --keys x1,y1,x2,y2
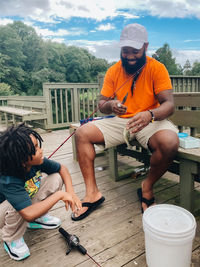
[
  {"x1": 126, "y1": 111, "x2": 152, "y2": 133},
  {"x1": 111, "y1": 100, "x2": 127, "y2": 115},
  {"x1": 98, "y1": 95, "x2": 127, "y2": 115}
]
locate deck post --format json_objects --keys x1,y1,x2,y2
[
  {"x1": 108, "y1": 147, "x2": 119, "y2": 181},
  {"x1": 179, "y1": 159, "x2": 198, "y2": 212}
]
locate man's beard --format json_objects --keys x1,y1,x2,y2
[{"x1": 121, "y1": 50, "x2": 146, "y2": 75}]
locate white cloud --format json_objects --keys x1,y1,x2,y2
[
  {"x1": 66, "y1": 39, "x2": 115, "y2": 47},
  {"x1": 34, "y1": 26, "x2": 58, "y2": 37},
  {"x1": 115, "y1": 11, "x2": 140, "y2": 19},
  {"x1": 64, "y1": 40, "x2": 200, "y2": 66},
  {"x1": 96, "y1": 23, "x2": 115, "y2": 31},
  {"x1": 148, "y1": 0, "x2": 200, "y2": 19},
  {"x1": 33, "y1": 0, "x2": 117, "y2": 22},
  {"x1": 33, "y1": 25, "x2": 86, "y2": 38},
  {"x1": 0, "y1": 0, "x2": 50, "y2": 18},
  {"x1": 148, "y1": 48, "x2": 200, "y2": 66},
  {"x1": 63, "y1": 39, "x2": 119, "y2": 61},
  {"x1": 184, "y1": 39, "x2": 200, "y2": 43},
  {"x1": 172, "y1": 49, "x2": 200, "y2": 66},
  {"x1": 0, "y1": 0, "x2": 200, "y2": 23},
  {"x1": 49, "y1": 37, "x2": 66, "y2": 43},
  {"x1": 0, "y1": 0, "x2": 199, "y2": 67},
  {"x1": 0, "y1": 18, "x2": 13, "y2": 25}
]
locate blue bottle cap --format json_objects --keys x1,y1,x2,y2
[{"x1": 178, "y1": 133, "x2": 188, "y2": 138}]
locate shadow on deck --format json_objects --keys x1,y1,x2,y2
[{"x1": 0, "y1": 128, "x2": 200, "y2": 267}]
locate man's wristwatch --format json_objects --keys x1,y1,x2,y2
[{"x1": 148, "y1": 110, "x2": 155, "y2": 123}]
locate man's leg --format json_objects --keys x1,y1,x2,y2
[
  {"x1": 74, "y1": 123, "x2": 106, "y2": 216},
  {"x1": 141, "y1": 129, "x2": 179, "y2": 211}
]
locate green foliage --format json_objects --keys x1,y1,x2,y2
[
  {"x1": 90, "y1": 57, "x2": 109, "y2": 81},
  {"x1": 0, "y1": 21, "x2": 110, "y2": 95},
  {"x1": 190, "y1": 61, "x2": 200, "y2": 75},
  {"x1": 183, "y1": 59, "x2": 192, "y2": 75},
  {"x1": 0, "y1": 24, "x2": 26, "y2": 93},
  {"x1": 0, "y1": 83, "x2": 13, "y2": 96},
  {"x1": 152, "y1": 43, "x2": 183, "y2": 75},
  {"x1": 63, "y1": 46, "x2": 91, "y2": 82},
  {"x1": 30, "y1": 68, "x2": 66, "y2": 95},
  {"x1": 0, "y1": 22, "x2": 199, "y2": 96},
  {"x1": 0, "y1": 53, "x2": 10, "y2": 80}
]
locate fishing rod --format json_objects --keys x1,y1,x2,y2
[
  {"x1": 59, "y1": 227, "x2": 102, "y2": 267},
  {"x1": 48, "y1": 64, "x2": 145, "y2": 159}
]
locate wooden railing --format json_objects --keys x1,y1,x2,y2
[
  {"x1": 170, "y1": 76, "x2": 200, "y2": 92},
  {"x1": 170, "y1": 92, "x2": 200, "y2": 136},
  {"x1": 0, "y1": 76, "x2": 200, "y2": 129},
  {"x1": 43, "y1": 82, "x2": 100, "y2": 129}
]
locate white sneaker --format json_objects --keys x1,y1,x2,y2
[
  {"x1": 4, "y1": 237, "x2": 30, "y2": 261},
  {"x1": 27, "y1": 213, "x2": 61, "y2": 229}
]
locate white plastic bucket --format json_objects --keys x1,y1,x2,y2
[{"x1": 143, "y1": 204, "x2": 196, "y2": 267}]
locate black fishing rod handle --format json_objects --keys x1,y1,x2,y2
[
  {"x1": 59, "y1": 227, "x2": 70, "y2": 240},
  {"x1": 77, "y1": 244, "x2": 87, "y2": 255}
]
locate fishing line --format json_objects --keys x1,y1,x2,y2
[{"x1": 48, "y1": 64, "x2": 146, "y2": 159}]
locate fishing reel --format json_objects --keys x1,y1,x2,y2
[{"x1": 59, "y1": 227, "x2": 87, "y2": 255}]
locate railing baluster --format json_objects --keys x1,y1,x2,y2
[
  {"x1": 82, "y1": 88, "x2": 85, "y2": 119},
  {"x1": 65, "y1": 89, "x2": 69, "y2": 122},
  {"x1": 92, "y1": 88, "x2": 95, "y2": 114},
  {"x1": 60, "y1": 89, "x2": 64, "y2": 123},
  {"x1": 71, "y1": 87, "x2": 75, "y2": 122},
  {"x1": 87, "y1": 89, "x2": 90, "y2": 117},
  {"x1": 54, "y1": 89, "x2": 58, "y2": 124}
]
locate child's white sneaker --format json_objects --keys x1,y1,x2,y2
[
  {"x1": 28, "y1": 213, "x2": 61, "y2": 229},
  {"x1": 4, "y1": 237, "x2": 30, "y2": 261}
]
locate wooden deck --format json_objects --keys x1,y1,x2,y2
[{"x1": 1, "y1": 128, "x2": 200, "y2": 267}]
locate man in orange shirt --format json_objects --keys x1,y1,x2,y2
[{"x1": 72, "y1": 23, "x2": 179, "y2": 220}]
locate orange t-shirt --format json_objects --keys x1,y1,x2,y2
[{"x1": 101, "y1": 56, "x2": 172, "y2": 118}]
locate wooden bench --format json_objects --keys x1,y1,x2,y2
[
  {"x1": 0, "y1": 96, "x2": 47, "y2": 128},
  {"x1": 69, "y1": 92, "x2": 200, "y2": 213},
  {"x1": 109, "y1": 140, "x2": 200, "y2": 212},
  {"x1": 109, "y1": 93, "x2": 200, "y2": 213}
]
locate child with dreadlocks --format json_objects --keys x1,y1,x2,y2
[{"x1": 0, "y1": 123, "x2": 82, "y2": 261}]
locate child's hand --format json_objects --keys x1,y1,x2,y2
[
  {"x1": 71, "y1": 193, "x2": 82, "y2": 211},
  {"x1": 61, "y1": 192, "x2": 75, "y2": 212}
]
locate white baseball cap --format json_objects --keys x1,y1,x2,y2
[{"x1": 119, "y1": 23, "x2": 148, "y2": 50}]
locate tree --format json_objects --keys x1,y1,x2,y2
[
  {"x1": 0, "y1": 24, "x2": 26, "y2": 93},
  {"x1": 63, "y1": 46, "x2": 91, "y2": 82},
  {"x1": 30, "y1": 68, "x2": 66, "y2": 95},
  {"x1": 183, "y1": 60, "x2": 192, "y2": 75},
  {"x1": 0, "y1": 83, "x2": 13, "y2": 95},
  {"x1": 10, "y1": 21, "x2": 47, "y2": 72},
  {"x1": 152, "y1": 43, "x2": 182, "y2": 75},
  {"x1": 190, "y1": 61, "x2": 200, "y2": 75},
  {"x1": 9, "y1": 21, "x2": 49, "y2": 94},
  {"x1": 45, "y1": 41, "x2": 66, "y2": 73},
  {"x1": 0, "y1": 53, "x2": 10, "y2": 81},
  {"x1": 90, "y1": 56, "x2": 109, "y2": 81},
  {"x1": 0, "y1": 21, "x2": 110, "y2": 95}
]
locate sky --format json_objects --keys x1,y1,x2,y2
[{"x1": 0, "y1": 0, "x2": 200, "y2": 67}]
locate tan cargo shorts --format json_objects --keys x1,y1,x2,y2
[{"x1": 90, "y1": 116, "x2": 178, "y2": 150}]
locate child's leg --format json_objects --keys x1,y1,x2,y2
[
  {"x1": 28, "y1": 173, "x2": 63, "y2": 229},
  {"x1": 0, "y1": 200, "x2": 27, "y2": 242},
  {"x1": 32, "y1": 173, "x2": 63, "y2": 203}
]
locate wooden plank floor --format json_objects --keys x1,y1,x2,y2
[{"x1": 1, "y1": 128, "x2": 200, "y2": 267}]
